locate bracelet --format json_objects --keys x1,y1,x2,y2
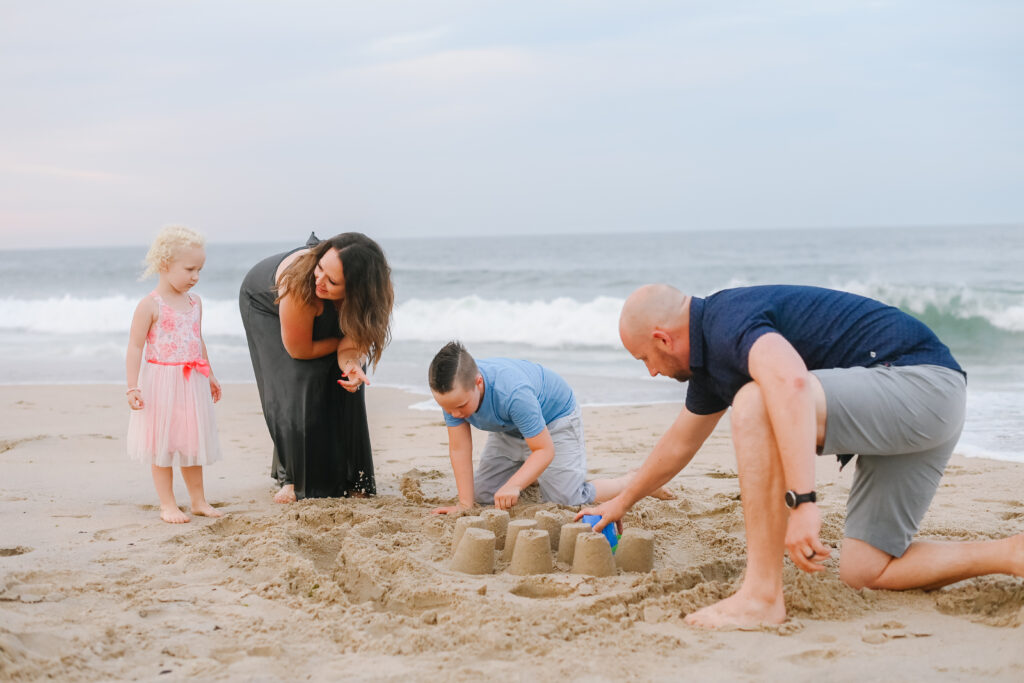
[{"x1": 126, "y1": 387, "x2": 140, "y2": 395}]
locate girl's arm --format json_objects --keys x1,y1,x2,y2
[
  {"x1": 278, "y1": 291, "x2": 340, "y2": 360},
  {"x1": 195, "y1": 296, "x2": 221, "y2": 403},
  {"x1": 125, "y1": 297, "x2": 157, "y2": 409}
]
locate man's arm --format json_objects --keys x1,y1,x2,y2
[
  {"x1": 747, "y1": 331, "x2": 830, "y2": 571},
  {"x1": 578, "y1": 406, "x2": 725, "y2": 531},
  {"x1": 493, "y1": 428, "x2": 555, "y2": 510},
  {"x1": 432, "y1": 423, "x2": 475, "y2": 514}
]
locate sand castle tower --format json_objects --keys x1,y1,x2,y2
[
  {"x1": 571, "y1": 531, "x2": 617, "y2": 577},
  {"x1": 509, "y1": 529, "x2": 553, "y2": 575},
  {"x1": 450, "y1": 527, "x2": 496, "y2": 574}
]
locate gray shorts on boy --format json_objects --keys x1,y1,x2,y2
[{"x1": 473, "y1": 405, "x2": 596, "y2": 506}]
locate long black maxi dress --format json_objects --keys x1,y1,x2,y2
[{"x1": 238, "y1": 234, "x2": 375, "y2": 498}]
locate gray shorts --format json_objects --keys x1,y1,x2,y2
[
  {"x1": 813, "y1": 364, "x2": 966, "y2": 558},
  {"x1": 473, "y1": 406, "x2": 596, "y2": 506}
]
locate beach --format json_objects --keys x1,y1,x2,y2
[{"x1": 1, "y1": 384, "x2": 1021, "y2": 682}]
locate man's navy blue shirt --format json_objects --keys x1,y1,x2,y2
[{"x1": 685, "y1": 285, "x2": 964, "y2": 415}]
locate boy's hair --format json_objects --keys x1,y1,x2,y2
[
  {"x1": 429, "y1": 341, "x2": 478, "y2": 394},
  {"x1": 142, "y1": 225, "x2": 205, "y2": 279}
]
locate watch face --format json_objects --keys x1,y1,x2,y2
[{"x1": 785, "y1": 491, "x2": 796, "y2": 508}]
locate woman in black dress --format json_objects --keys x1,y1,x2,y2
[{"x1": 239, "y1": 233, "x2": 393, "y2": 502}]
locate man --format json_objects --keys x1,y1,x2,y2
[
  {"x1": 580, "y1": 284, "x2": 1023, "y2": 629},
  {"x1": 428, "y1": 341, "x2": 670, "y2": 513}
]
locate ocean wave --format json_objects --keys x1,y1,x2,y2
[
  {"x1": 2, "y1": 286, "x2": 1023, "y2": 348},
  {"x1": 0, "y1": 295, "x2": 244, "y2": 336},
  {"x1": 835, "y1": 280, "x2": 1024, "y2": 333},
  {"x1": 393, "y1": 295, "x2": 624, "y2": 348}
]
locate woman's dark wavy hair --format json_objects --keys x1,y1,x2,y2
[{"x1": 275, "y1": 233, "x2": 394, "y2": 369}]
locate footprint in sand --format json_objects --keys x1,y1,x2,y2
[{"x1": 0, "y1": 546, "x2": 32, "y2": 557}]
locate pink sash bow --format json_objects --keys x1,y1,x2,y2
[{"x1": 147, "y1": 358, "x2": 211, "y2": 380}]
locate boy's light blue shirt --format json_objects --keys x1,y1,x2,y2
[{"x1": 442, "y1": 359, "x2": 577, "y2": 439}]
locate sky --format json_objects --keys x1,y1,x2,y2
[{"x1": 1, "y1": 1, "x2": 1022, "y2": 248}]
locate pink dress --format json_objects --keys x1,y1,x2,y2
[{"x1": 127, "y1": 292, "x2": 221, "y2": 467}]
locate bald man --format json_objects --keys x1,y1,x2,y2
[{"x1": 579, "y1": 284, "x2": 1023, "y2": 629}]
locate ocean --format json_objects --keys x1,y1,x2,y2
[{"x1": 1, "y1": 225, "x2": 1022, "y2": 463}]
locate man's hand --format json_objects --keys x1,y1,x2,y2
[
  {"x1": 431, "y1": 502, "x2": 473, "y2": 515},
  {"x1": 493, "y1": 483, "x2": 521, "y2": 510},
  {"x1": 338, "y1": 364, "x2": 370, "y2": 393},
  {"x1": 785, "y1": 503, "x2": 831, "y2": 572},
  {"x1": 575, "y1": 495, "x2": 630, "y2": 533}
]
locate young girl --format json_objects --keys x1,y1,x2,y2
[{"x1": 126, "y1": 225, "x2": 223, "y2": 523}]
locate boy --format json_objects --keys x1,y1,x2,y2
[{"x1": 428, "y1": 341, "x2": 670, "y2": 513}]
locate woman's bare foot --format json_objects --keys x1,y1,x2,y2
[
  {"x1": 191, "y1": 501, "x2": 223, "y2": 518},
  {"x1": 160, "y1": 505, "x2": 190, "y2": 524},
  {"x1": 273, "y1": 484, "x2": 297, "y2": 504},
  {"x1": 684, "y1": 589, "x2": 786, "y2": 629}
]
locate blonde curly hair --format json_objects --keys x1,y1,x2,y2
[{"x1": 141, "y1": 225, "x2": 206, "y2": 279}]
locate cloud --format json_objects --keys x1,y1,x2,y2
[{"x1": 365, "y1": 27, "x2": 451, "y2": 57}]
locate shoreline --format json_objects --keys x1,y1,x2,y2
[{"x1": 1, "y1": 383, "x2": 1022, "y2": 681}]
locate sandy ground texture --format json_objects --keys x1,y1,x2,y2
[{"x1": 1, "y1": 384, "x2": 1022, "y2": 682}]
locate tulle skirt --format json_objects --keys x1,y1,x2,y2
[{"x1": 126, "y1": 362, "x2": 221, "y2": 467}]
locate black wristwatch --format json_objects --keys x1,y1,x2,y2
[{"x1": 784, "y1": 490, "x2": 817, "y2": 509}]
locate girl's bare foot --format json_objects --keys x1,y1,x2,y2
[
  {"x1": 192, "y1": 501, "x2": 223, "y2": 518},
  {"x1": 273, "y1": 484, "x2": 297, "y2": 504},
  {"x1": 160, "y1": 505, "x2": 190, "y2": 524}
]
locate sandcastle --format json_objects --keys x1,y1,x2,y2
[
  {"x1": 571, "y1": 531, "x2": 617, "y2": 577},
  {"x1": 509, "y1": 529, "x2": 553, "y2": 575},
  {"x1": 556, "y1": 522, "x2": 592, "y2": 564},
  {"x1": 502, "y1": 519, "x2": 538, "y2": 560},
  {"x1": 481, "y1": 509, "x2": 510, "y2": 550},
  {"x1": 533, "y1": 510, "x2": 564, "y2": 551},
  {"x1": 447, "y1": 511, "x2": 657, "y2": 578},
  {"x1": 451, "y1": 515, "x2": 488, "y2": 556},
  {"x1": 615, "y1": 529, "x2": 655, "y2": 573},
  {"x1": 450, "y1": 527, "x2": 496, "y2": 574}
]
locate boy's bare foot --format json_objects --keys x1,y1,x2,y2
[
  {"x1": 648, "y1": 486, "x2": 676, "y2": 500},
  {"x1": 273, "y1": 484, "x2": 297, "y2": 504},
  {"x1": 160, "y1": 505, "x2": 190, "y2": 524},
  {"x1": 192, "y1": 502, "x2": 223, "y2": 518}
]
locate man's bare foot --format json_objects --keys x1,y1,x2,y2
[
  {"x1": 348, "y1": 490, "x2": 370, "y2": 499},
  {"x1": 684, "y1": 590, "x2": 786, "y2": 629},
  {"x1": 160, "y1": 505, "x2": 190, "y2": 524},
  {"x1": 273, "y1": 485, "x2": 297, "y2": 504},
  {"x1": 192, "y1": 501, "x2": 223, "y2": 518}
]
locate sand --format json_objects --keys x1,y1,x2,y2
[{"x1": 1, "y1": 383, "x2": 1022, "y2": 682}]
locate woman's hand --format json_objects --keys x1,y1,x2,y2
[
  {"x1": 337, "y1": 362, "x2": 370, "y2": 393},
  {"x1": 210, "y1": 375, "x2": 222, "y2": 403}
]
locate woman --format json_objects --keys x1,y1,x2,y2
[{"x1": 239, "y1": 232, "x2": 393, "y2": 502}]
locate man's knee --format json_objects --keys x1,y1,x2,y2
[
  {"x1": 731, "y1": 382, "x2": 768, "y2": 430},
  {"x1": 839, "y1": 537, "x2": 893, "y2": 590}
]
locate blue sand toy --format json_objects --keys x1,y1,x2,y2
[{"x1": 581, "y1": 515, "x2": 620, "y2": 552}]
